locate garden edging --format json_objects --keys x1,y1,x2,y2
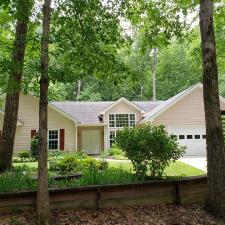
[{"x1": 0, "y1": 175, "x2": 207, "y2": 211}]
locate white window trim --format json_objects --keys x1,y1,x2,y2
[
  {"x1": 108, "y1": 130, "x2": 117, "y2": 148},
  {"x1": 108, "y1": 113, "x2": 136, "y2": 128},
  {"x1": 48, "y1": 129, "x2": 60, "y2": 151}
]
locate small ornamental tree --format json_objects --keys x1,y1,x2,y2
[{"x1": 116, "y1": 124, "x2": 185, "y2": 179}]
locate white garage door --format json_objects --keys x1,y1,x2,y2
[
  {"x1": 82, "y1": 130, "x2": 101, "y2": 154},
  {"x1": 167, "y1": 125, "x2": 206, "y2": 156}
]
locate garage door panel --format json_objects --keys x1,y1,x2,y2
[{"x1": 167, "y1": 126, "x2": 206, "y2": 156}]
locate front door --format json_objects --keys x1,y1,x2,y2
[{"x1": 81, "y1": 130, "x2": 101, "y2": 154}]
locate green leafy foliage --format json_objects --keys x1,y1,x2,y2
[
  {"x1": 101, "y1": 146, "x2": 127, "y2": 160},
  {"x1": 31, "y1": 137, "x2": 38, "y2": 160},
  {"x1": 51, "y1": 167, "x2": 138, "y2": 188},
  {"x1": 0, "y1": 165, "x2": 36, "y2": 192},
  {"x1": 18, "y1": 151, "x2": 30, "y2": 160},
  {"x1": 56, "y1": 155, "x2": 108, "y2": 175},
  {"x1": 78, "y1": 167, "x2": 137, "y2": 186},
  {"x1": 116, "y1": 124, "x2": 185, "y2": 178}
]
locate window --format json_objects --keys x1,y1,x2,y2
[
  {"x1": 109, "y1": 131, "x2": 116, "y2": 147},
  {"x1": 116, "y1": 114, "x2": 129, "y2": 127},
  {"x1": 129, "y1": 114, "x2": 136, "y2": 127},
  {"x1": 179, "y1": 135, "x2": 185, "y2": 139},
  {"x1": 170, "y1": 135, "x2": 177, "y2": 140},
  {"x1": 202, "y1": 135, "x2": 206, "y2": 139},
  {"x1": 109, "y1": 114, "x2": 115, "y2": 127},
  {"x1": 109, "y1": 114, "x2": 136, "y2": 128},
  {"x1": 195, "y1": 135, "x2": 200, "y2": 139},
  {"x1": 48, "y1": 130, "x2": 59, "y2": 150},
  {"x1": 187, "y1": 135, "x2": 193, "y2": 139}
]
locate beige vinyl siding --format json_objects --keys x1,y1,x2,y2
[
  {"x1": 12, "y1": 93, "x2": 76, "y2": 152},
  {"x1": 153, "y1": 87, "x2": 225, "y2": 127},
  {"x1": 104, "y1": 101, "x2": 143, "y2": 149}
]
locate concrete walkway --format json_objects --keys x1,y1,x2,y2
[{"x1": 179, "y1": 157, "x2": 207, "y2": 172}]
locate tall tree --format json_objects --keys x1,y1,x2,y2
[
  {"x1": 150, "y1": 48, "x2": 158, "y2": 101},
  {"x1": 199, "y1": 0, "x2": 225, "y2": 220},
  {"x1": 36, "y1": 0, "x2": 51, "y2": 224},
  {"x1": 0, "y1": 0, "x2": 33, "y2": 172}
]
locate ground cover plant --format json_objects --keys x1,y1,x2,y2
[
  {"x1": 116, "y1": 124, "x2": 186, "y2": 179},
  {"x1": 0, "y1": 165, "x2": 36, "y2": 192},
  {"x1": 101, "y1": 146, "x2": 127, "y2": 160}
]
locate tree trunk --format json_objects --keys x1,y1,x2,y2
[
  {"x1": 0, "y1": 1, "x2": 31, "y2": 172},
  {"x1": 76, "y1": 79, "x2": 82, "y2": 101},
  {"x1": 199, "y1": 0, "x2": 225, "y2": 220},
  {"x1": 36, "y1": 0, "x2": 51, "y2": 224},
  {"x1": 150, "y1": 48, "x2": 157, "y2": 101}
]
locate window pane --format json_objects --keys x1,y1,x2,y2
[
  {"x1": 170, "y1": 135, "x2": 177, "y2": 140},
  {"x1": 187, "y1": 135, "x2": 193, "y2": 139},
  {"x1": 109, "y1": 131, "x2": 116, "y2": 147},
  {"x1": 49, "y1": 140, "x2": 58, "y2": 150},
  {"x1": 179, "y1": 135, "x2": 185, "y2": 139},
  {"x1": 116, "y1": 114, "x2": 129, "y2": 127},
  {"x1": 48, "y1": 130, "x2": 59, "y2": 150},
  {"x1": 109, "y1": 114, "x2": 115, "y2": 127},
  {"x1": 129, "y1": 114, "x2": 135, "y2": 127},
  {"x1": 195, "y1": 135, "x2": 200, "y2": 139}
]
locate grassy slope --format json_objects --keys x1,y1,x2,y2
[{"x1": 13, "y1": 160, "x2": 205, "y2": 177}]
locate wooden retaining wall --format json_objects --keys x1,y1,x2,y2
[{"x1": 0, "y1": 176, "x2": 207, "y2": 211}]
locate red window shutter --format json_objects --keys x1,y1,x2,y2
[
  {"x1": 60, "y1": 129, "x2": 65, "y2": 151},
  {"x1": 31, "y1": 130, "x2": 36, "y2": 139}
]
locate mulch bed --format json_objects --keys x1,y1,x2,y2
[{"x1": 0, "y1": 204, "x2": 224, "y2": 225}]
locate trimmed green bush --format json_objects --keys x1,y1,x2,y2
[
  {"x1": 56, "y1": 155, "x2": 108, "y2": 175},
  {"x1": 18, "y1": 151, "x2": 30, "y2": 160},
  {"x1": 31, "y1": 137, "x2": 38, "y2": 160},
  {"x1": 116, "y1": 124, "x2": 185, "y2": 179}
]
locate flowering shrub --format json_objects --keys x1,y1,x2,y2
[{"x1": 116, "y1": 124, "x2": 185, "y2": 179}]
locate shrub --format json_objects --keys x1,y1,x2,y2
[
  {"x1": 31, "y1": 137, "x2": 38, "y2": 160},
  {"x1": 56, "y1": 155, "x2": 105, "y2": 175},
  {"x1": 116, "y1": 124, "x2": 185, "y2": 179},
  {"x1": 108, "y1": 146, "x2": 125, "y2": 156},
  {"x1": 99, "y1": 160, "x2": 109, "y2": 170},
  {"x1": 56, "y1": 155, "x2": 79, "y2": 174},
  {"x1": 18, "y1": 151, "x2": 30, "y2": 161},
  {"x1": 100, "y1": 146, "x2": 126, "y2": 160}
]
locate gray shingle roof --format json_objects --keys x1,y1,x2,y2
[{"x1": 52, "y1": 100, "x2": 162, "y2": 125}]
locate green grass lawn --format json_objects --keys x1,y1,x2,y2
[
  {"x1": 13, "y1": 160, "x2": 205, "y2": 177},
  {"x1": 107, "y1": 161, "x2": 205, "y2": 177}
]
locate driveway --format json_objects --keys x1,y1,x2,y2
[{"x1": 179, "y1": 156, "x2": 207, "y2": 172}]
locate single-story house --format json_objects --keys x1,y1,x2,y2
[{"x1": 0, "y1": 83, "x2": 225, "y2": 156}]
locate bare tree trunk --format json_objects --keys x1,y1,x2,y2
[
  {"x1": 140, "y1": 84, "x2": 143, "y2": 100},
  {"x1": 0, "y1": 1, "x2": 31, "y2": 172},
  {"x1": 150, "y1": 48, "x2": 157, "y2": 101},
  {"x1": 199, "y1": 0, "x2": 225, "y2": 220},
  {"x1": 36, "y1": 0, "x2": 51, "y2": 224},
  {"x1": 76, "y1": 79, "x2": 82, "y2": 101}
]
